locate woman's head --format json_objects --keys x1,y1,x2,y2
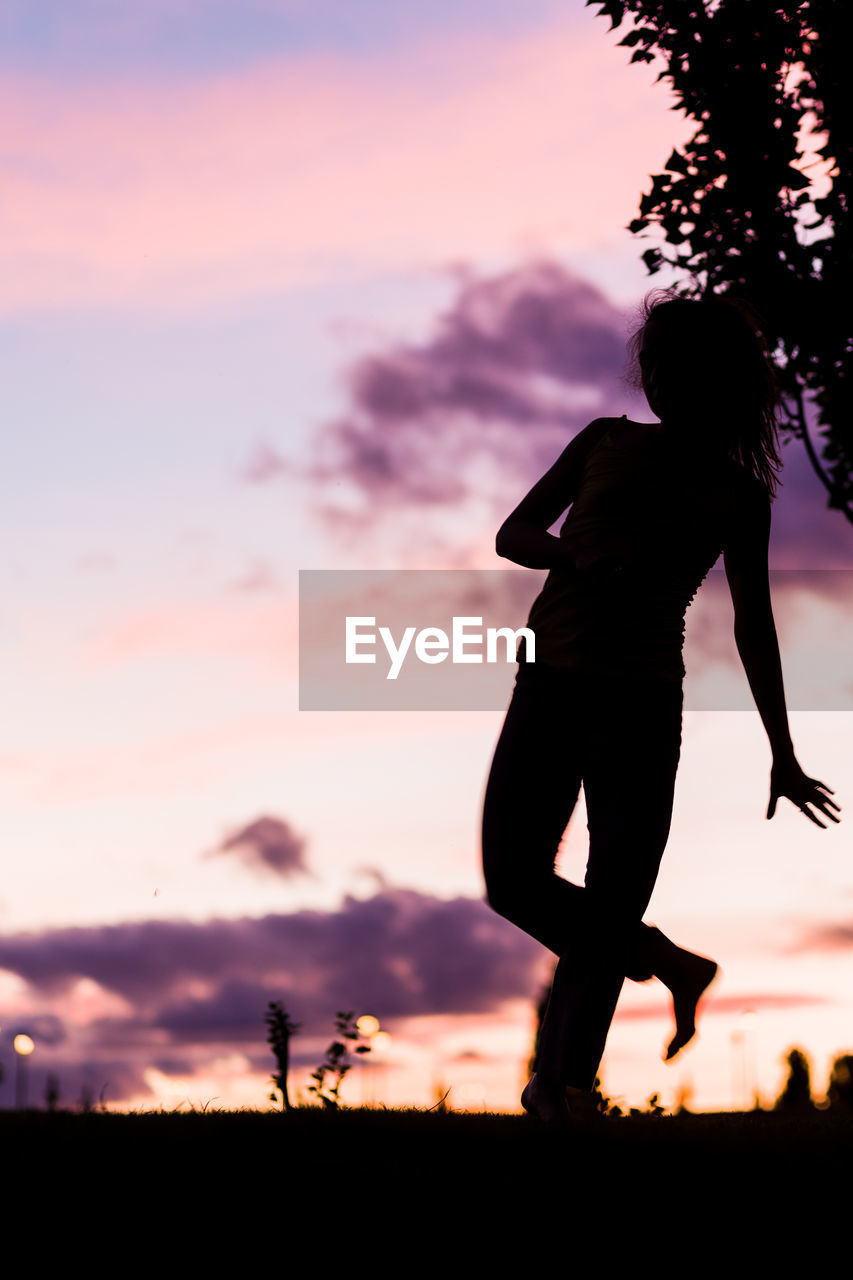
[{"x1": 627, "y1": 290, "x2": 783, "y2": 499}]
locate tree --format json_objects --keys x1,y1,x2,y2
[{"x1": 588, "y1": 0, "x2": 853, "y2": 522}]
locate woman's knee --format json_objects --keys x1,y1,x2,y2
[
  {"x1": 483, "y1": 856, "x2": 530, "y2": 925},
  {"x1": 483, "y1": 866, "x2": 515, "y2": 921},
  {"x1": 483, "y1": 866, "x2": 551, "y2": 935}
]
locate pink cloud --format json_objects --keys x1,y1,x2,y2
[
  {"x1": 82, "y1": 595, "x2": 296, "y2": 666},
  {"x1": 0, "y1": 15, "x2": 689, "y2": 313},
  {"x1": 614, "y1": 990, "x2": 830, "y2": 1022}
]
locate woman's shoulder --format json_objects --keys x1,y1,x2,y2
[{"x1": 592, "y1": 415, "x2": 655, "y2": 446}]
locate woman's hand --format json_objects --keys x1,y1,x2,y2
[{"x1": 767, "y1": 756, "x2": 841, "y2": 828}]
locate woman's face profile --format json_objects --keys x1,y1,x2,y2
[
  {"x1": 638, "y1": 322, "x2": 666, "y2": 418},
  {"x1": 638, "y1": 317, "x2": 699, "y2": 423}
]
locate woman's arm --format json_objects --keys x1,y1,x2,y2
[
  {"x1": 495, "y1": 418, "x2": 613, "y2": 569},
  {"x1": 723, "y1": 483, "x2": 841, "y2": 828}
]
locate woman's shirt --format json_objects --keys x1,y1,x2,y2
[{"x1": 519, "y1": 416, "x2": 753, "y2": 684}]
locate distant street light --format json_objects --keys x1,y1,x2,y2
[
  {"x1": 730, "y1": 1011, "x2": 758, "y2": 1110},
  {"x1": 730, "y1": 1029, "x2": 744, "y2": 1110},
  {"x1": 740, "y1": 1010, "x2": 758, "y2": 1107},
  {"x1": 14, "y1": 1034, "x2": 35, "y2": 1110},
  {"x1": 356, "y1": 1016, "x2": 390, "y2": 1107}
]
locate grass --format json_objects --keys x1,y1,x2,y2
[
  {"x1": 4, "y1": 1104, "x2": 850, "y2": 1255},
  {"x1": 6, "y1": 1102, "x2": 853, "y2": 1169}
]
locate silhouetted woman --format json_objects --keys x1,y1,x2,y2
[{"x1": 481, "y1": 293, "x2": 841, "y2": 1122}]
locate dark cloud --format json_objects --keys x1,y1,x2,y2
[
  {"x1": 251, "y1": 260, "x2": 637, "y2": 546},
  {"x1": 2, "y1": 1012, "x2": 67, "y2": 1045},
  {"x1": 768, "y1": 424, "x2": 853, "y2": 571},
  {"x1": 206, "y1": 815, "x2": 311, "y2": 881},
  {"x1": 312, "y1": 261, "x2": 630, "y2": 505},
  {"x1": 257, "y1": 254, "x2": 853, "y2": 573},
  {"x1": 0, "y1": 888, "x2": 543, "y2": 1104},
  {"x1": 312, "y1": 890, "x2": 542, "y2": 1017},
  {"x1": 0, "y1": 917, "x2": 256, "y2": 1003}
]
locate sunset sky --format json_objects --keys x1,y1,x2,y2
[{"x1": 0, "y1": 0, "x2": 850, "y2": 1116}]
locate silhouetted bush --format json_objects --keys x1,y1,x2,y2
[
  {"x1": 775, "y1": 1048, "x2": 814, "y2": 1112},
  {"x1": 827, "y1": 1055, "x2": 853, "y2": 1112}
]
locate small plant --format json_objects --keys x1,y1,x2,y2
[
  {"x1": 266, "y1": 1001, "x2": 300, "y2": 1112},
  {"x1": 630, "y1": 1092, "x2": 666, "y2": 1118},
  {"x1": 308, "y1": 1010, "x2": 372, "y2": 1110},
  {"x1": 428, "y1": 1084, "x2": 452, "y2": 1113},
  {"x1": 591, "y1": 1075, "x2": 622, "y2": 1116}
]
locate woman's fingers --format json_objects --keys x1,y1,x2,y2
[
  {"x1": 795, "y1": 789, "x2": 841, "y2": 827},
  {"x1": 799, "y1": 803, "x2": 829, "y2": 829},
  {"x1": 810, "y1": 779, "x2": 840, "y2": 807},
  {"x1": 805, "y1": 778, "x2": 842, "y2": 821},
  {"x1": 767, "y1": 771, "x2": 841, "y2": 825}
]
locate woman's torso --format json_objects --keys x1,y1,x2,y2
[{"x1": 520, "y1": 416, "x2": 752, "y2": 683}]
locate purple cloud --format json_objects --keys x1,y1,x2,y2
[
  {"x1": 313, "y1": 261, "x2": 629, "y2": 503},
  {"x1": 253, "y1": 255, "x2": 853, "y2": 571},
  {"x1": 251, "y1": 260, "x2": 637, "y2": 545},
  {"x1": 206, "y1": 815, "x2": 311, "y2": 880},
  {"x1": 0, "y1": 888, "x2": 543, "y2": 1104},
  {"x1": 768, "y1": 429, "x2": 853, "y2": 571}
]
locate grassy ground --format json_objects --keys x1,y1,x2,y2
[{"x1": 4, "y1": 1106, "x2": 850, "y2": 1257}]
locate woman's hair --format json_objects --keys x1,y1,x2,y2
[{"x1": 626, "y1": 289, "x2": 783, "y2": 501}]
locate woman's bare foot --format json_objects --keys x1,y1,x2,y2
[
  {"x1": 662, "y1": 951, "x2": 719, "y2": 1062},
  {"x1": 521, "y1": 1074, "x2": 599, "y2": 1123},
  {"x1": 521, "y1": 1073, "x2": 571, "y2": 1124},
  {"x1": 643, "y1": 926, "x2": 719, "y2": 1060}
]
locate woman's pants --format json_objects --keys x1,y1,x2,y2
[{"x1": 481, "y1": 658, "x2": 684, "y2": 1091}]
